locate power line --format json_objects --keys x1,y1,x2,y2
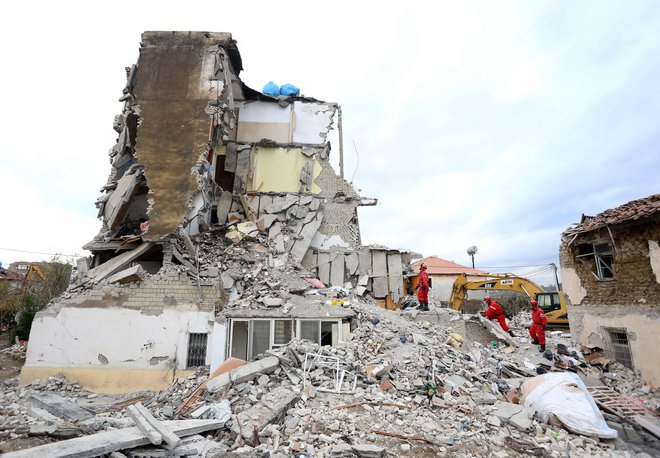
[{"x1": 0, "y1": 247, "x2": 83, "y2": 258}]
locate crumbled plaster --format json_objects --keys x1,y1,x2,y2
[
  {"x1": 649, "y1": 240, "x2": 660, "y2": 283},
  {"x1": 561, "y1": 267, "x2": 587, "y2": 305}
]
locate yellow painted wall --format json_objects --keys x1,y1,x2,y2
[
  {"x1": 20, "y1": 366, "x2": 196, "y2": 394},
  {"x1": 571, "y1": 308, "x2": 660, "y2": 387},
  {"x1": 249, "y1": 147, "x2": 321, "y2": 193}
]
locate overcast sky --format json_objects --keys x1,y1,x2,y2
[{"x1": 1, "y1": 1, "x2": 659, "y2": 286}]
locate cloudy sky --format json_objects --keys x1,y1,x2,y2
[{"x1": 1, "y1": 1, "x2": 659, "y2": 286}]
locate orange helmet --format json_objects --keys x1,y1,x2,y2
[
  {"x1": 483, "y1": 296, "x2": 491, "y2": 302},
  {"x1": 530, "y1": 300, "x2": 538, "y2": 306},
  {"x1": 420, "y1": 263, "x2": 427, "y2": 270}
]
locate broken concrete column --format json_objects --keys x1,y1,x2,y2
[
  {"x1": 206, "y1": 356, "x2": 280, "y2": 393},
  {"x1": 230, "y1": 386, "x2": 298, "y2": 442},
  {"x1": 107, "y1": 265, "x2": 145, "y2": 284}
]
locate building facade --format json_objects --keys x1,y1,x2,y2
[{"x1": 559, "y1": 194, "x2": 660, "y2": 387}]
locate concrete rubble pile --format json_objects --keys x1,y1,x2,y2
[{"x1": 3, "y1": 288, "x2": 659, "y2": 457}]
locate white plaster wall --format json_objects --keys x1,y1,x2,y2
[
  {"x1": 649, "y1": 240, "x2": 660, "y2": 283},
  {"x1": 209, "y1": 322, "x2": 226, "y2": 373},
  {"x1": 238, "y1": 101, "x2": 291, "y2": 123},
  {"x1": 310, "y1": 232, "x2": 350, "y2": 250},
  {"x1": 292, "y1": 102, "x2": 334, "y2": 145},
  {"x1": 561, "y1": 267, "x2": 587, "y2": 305},
  {"x1": 578, "y1": 309, "x2": 660, "y2": 387},
  {"x1": 184, "y1": 193, "x2": 206, "y2": 236},
  {"x1": 428, "y1": 275, "x2": 488, "y2": 303},
  {"x1": 26, "y1": 307, "x2": 216, "y2": 371},
  {"x1": 429, "y1": 277, "x2": 455, "y2": 303}
]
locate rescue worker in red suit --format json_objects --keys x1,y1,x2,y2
[
  {"x1": 415, "y1": 263, "x2": 430, "y2": 311},
  {"x1": 529, "y1": 299, "x2": 548, "y2": 352},
  {"x1": 483, "y1": 296, "x2": 515, "y2": 337}
]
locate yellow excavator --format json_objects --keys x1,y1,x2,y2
[{"x1": 449, "y1": 272, "x2": 569, "y2": 325}]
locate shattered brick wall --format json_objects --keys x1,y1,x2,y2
[
  {"x1": 313, "y1": 161, "x2": 363, "y2": 249},
  {"x1": 42, "y1": 270, "x2": 222, "y2": 314},
  {"x1": 560, "y1": 220, "x2": 660, "y2": 387},
  {"x1": 560, "y1": 220, "x2": 660, "y2": 306}
]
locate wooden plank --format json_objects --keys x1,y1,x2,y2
[
  {"x1": 134, "y1": 402, "x2": 181, "y2": 446},
  {"x1": 127, "y1": 404, "x2": 162, "y2": 445},
  {"x1": 3, "y1": 419, "x2": 224, "y2": 458}
]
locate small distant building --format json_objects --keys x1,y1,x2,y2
[
  {"x1": 0, "y1": 267, "x2": 23, "y2": 291},
  {"x1": 410, "y1": 256, "x2": 487, "y2": 304},
  {"x1": 559, "y1": 193, "x2": 660, "y2": 387}
]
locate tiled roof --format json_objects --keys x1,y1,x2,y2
[
  {"x1": 0, "y1": 267, "x2": 24, "y2": 282},
  {"x1": 563, "y1": 193, "x2": 660, "y2": 235},
  {"x1": 411, "y1": 256, "x2": 486, "y2": 275}
]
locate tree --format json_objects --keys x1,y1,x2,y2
[{"x1": 9, "y1": 256, "x2": 73, "y2": 341}]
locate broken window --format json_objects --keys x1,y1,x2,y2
[
  {"x1": 230, "y1": 320, "x2": 249, "y2": 360},
  {"x1": 228, "y1": 319, "x2": 343, "y2": 361},
  {"x1": 250, "y1": 320, "x2": 271, "y2": 359},
  {"x1": 273, "y1": 320, "x2": 293, "y2": 347},
  {"x1": 605, "y1": 328, "x2": 634, "y2": 369},
  {"x1": 575, "y1": 241, "x2": 614, "y2": 280},
  {"x1": 298, "y1": 320, "x2": 341, "y2": 346},
  {"x1": 186, "y1": 333, "x2": 208, "y2": 368}
]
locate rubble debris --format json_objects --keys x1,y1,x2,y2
[
  {"x1": 30, "y1": 393, "x2": 93, "y2": 422},
  {"x1": 206, "y1": 356, "x2": 279, "y2": 393},
  {"x1": 2, "y1": 419, "x2": 224, "y2": 458}
]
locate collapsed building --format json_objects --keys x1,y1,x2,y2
[
  {"x1": 560, "y1": 193, "x2": 660, "y2": 387},
  {"x1": 20, "y1": 31, "x2": 417, "y2": 392}
]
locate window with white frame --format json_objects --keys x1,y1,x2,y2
[{"x1": 228, "y1": 318, "x2": 343, "y2": 360}]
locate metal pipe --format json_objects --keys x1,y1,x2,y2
[{"x1": 337, "y1": 105, "x2": 344, "y2": 179}]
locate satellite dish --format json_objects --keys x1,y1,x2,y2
[{"x1": 467, "y1": 246, "x2": 478, "y2": 255}]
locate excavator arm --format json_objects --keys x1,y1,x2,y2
[{"x1": 449, "y1": 272, "x2": 569, "y2": 325}]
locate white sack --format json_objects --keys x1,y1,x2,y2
[{"x1": 521, "y1": 372, "x2": 617, "y2": 439}]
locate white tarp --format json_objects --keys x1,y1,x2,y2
[{"x1": 521, "y1": 372, "x2": 618, "y2": 439}]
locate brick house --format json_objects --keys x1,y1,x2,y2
[{"x1": 559, "y1": 193, "x2": 660, "y2": 387}]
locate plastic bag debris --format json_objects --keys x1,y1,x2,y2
[
  {"x1": 280, "y1": 83, "x2": 300, "y2": 96},
  {"x1": 263, "y1": 81, "x2": 280, "y2": 96},
  {"x1": 521, "y1": 372, "x2": 618, "y2": 439}
]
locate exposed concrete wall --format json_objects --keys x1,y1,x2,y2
[
  {"x1": 22, "y1": 307, "x2": 223, "y2": 392},
  {"x1": 134, "y1": 32, "x2": 232, "y2": 240}
]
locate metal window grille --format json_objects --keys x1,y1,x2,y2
[
  {"x1": 186, "y1": 333, "x2": 208, "y2": 368},
  {"x1": 606, "y1": 328, "x2": 633, "y2": 369}
]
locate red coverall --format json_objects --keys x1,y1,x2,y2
[
  {"x1": 530, "y1": 306, "x2": 548, "y2": 345},
  {"x1": 417, "y1": 270, "x2": 429, "y2": 303},
  {"x1": 484, "y1": 299, "x2": 510, "y2": 332}
]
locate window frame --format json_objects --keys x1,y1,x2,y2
[{"x1": 186, "y1": 332, "x2": 208, "y2": 368}]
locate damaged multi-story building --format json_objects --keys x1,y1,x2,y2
[
  {"x1": 21, "y1": 32, "x2": 416, "y2": 392},
  {"x1": 559, "y1": 193, "x2": 660, "y2": 387}
]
